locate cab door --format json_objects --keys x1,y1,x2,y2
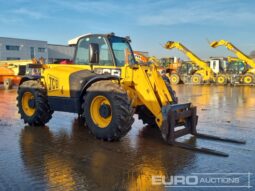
[{"x1": 74, "y1": 35, "x2": 121, "y2": 77}]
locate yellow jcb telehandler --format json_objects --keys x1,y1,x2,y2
[
  {"x1": 210, "y1": 40, "x2": 255, "y2": 85},
  {"x1": 17, "y1": 33, "x2": 245, "y2": 156},
  {"x1": 164, "y1": 41, "x2": 215, "y2": 85}
]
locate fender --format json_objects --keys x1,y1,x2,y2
[
  {"x1": 19, "y1": 75, "x2": 42, "y2": 85},
  {"x1": 80, "y1": 75, "x2": 120, "y2": 98},
  {"x1": 69, "y1": 69, "x2": 120, "y2": 98},
  {"x1": 48, "y1": 74, "x2": 119, "y2": 115}
]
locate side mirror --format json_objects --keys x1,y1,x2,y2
[{"x1": 89, "y1": 43, "x2": 99, "y2": 64}]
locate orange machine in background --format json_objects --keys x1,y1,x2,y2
[
  {"x1": 0, "y1": 66, "x2": 21, "y2": 89},
  {"x1": 161, "y1": 57, "x2": 182, "y2": 74},
  {"x1": 133, "y1": 51, "x2": 162, "y2": 66},
  {"x1": 133, "y1": 51, "x2": 149, "y2": 64},
  {"x1": 0, "y1": 59, "x2": 37, "y2": 89}
]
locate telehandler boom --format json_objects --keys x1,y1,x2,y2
[
  {"x1": 164, "y1": 41, "x2": 215, "y2": 84},
  {"x1": 17, "y1": 33, "x2": 244, "y2": 156},
  {"x1": 210, "y1": 40, "x2": 255, "y2": 85}
]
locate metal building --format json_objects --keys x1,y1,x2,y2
[
  {"x1": 0, "y1": 37, "x2": 48, "y2": 61},
  {"x1": 0, "y1": 37, "x2": 75, "y2": 63}
]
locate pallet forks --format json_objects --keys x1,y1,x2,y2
[{"x1": 161, "y1": 103, "x2": 246, "y2": 157}]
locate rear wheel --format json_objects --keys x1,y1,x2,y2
[
  {"x1": 83, "y1": 80, "x2": 134, "y2": 141},
  {"x1": 169, "y1": 74, "x2": 180, "y2": 85},
  {"x1": 191, "y1": 74, "x2": 202, "y2": 85},
  {"x1": 242, "y1": 74, "x2": 254, "y2": 85},
  {"x1": 4, "y1": 78, "x2": 13, "y2": 90},
  {"x1": 216, "y1": 75, "x2": 227, "y2": 85},
  {"x1": 17, "y1": 80, "x2": 53, "y2": 126}
]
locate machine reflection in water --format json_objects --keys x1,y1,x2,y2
[{"x1": 20, "y1": 118, "x2": 196, "y2": 191}]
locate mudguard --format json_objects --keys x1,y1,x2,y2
[
  {"x1": 80, "y1": 75, "x2": 119, "y2": 97},
  {"x1": 19, "y1": 75, "x2": 42, "y2": 85},
  {"x1": 68, "y1": 70, "x2": 119, "y2": 98}
]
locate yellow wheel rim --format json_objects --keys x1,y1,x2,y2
[
  {"x1": 90, "y1": 96, "x2": 112, "y2": 128},
  {"x1": 218, "y1": 76, "x2": 225, "y2": 84},
  {"x1": 192, "y1": 76, "x2": 199, "y2": 83},
  {"x1": 244, "y1": 76, "x2": 252, "y2": 84},
  {"x1": 171, "y1": 76, "x2": 177, "y2": 83},
  {"x1": 22, "y1": 92, "x2": 36, "y2": 117}
]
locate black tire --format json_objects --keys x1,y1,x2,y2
[
  {"x1": 162, "y1": 75, "x2": 170, "y2": 84},
  {"x1": 216, "y1": 75, "x2": 227, "y2": 85},
  {"x1": 17, "y1": 80, "x2": 53, "y2": 126},
  {"x1": 4, "y1": 78, "x2": 13, "y2": 90},
  {"x1": 191, "y1": 74, "x2": 202, "y2": 85},
  {"x1": 169, "y1": 74, "x2": 180, "y2": 85},
  {"x1": 165, "y1": 81, "x2": 178, "y2": 104},
  {"x1": 137, "y1": 105, "x2": 160, "y2": 128},
  {"x1": 83, "y1": 80, "x2": 134, "y2": 141}
]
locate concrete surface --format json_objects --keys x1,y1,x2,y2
[{"x1": 0, "y1": 85, "x2": 254, "y2": 191}]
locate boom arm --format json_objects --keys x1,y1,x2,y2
[
  {"x1": 227, "y1": 56, "x2": 244, "y2": 63},
  {"x1": 210, "y1": 40, "x2": 255, "y2": 69},
  {"x1": 164, "y1": 41, "x2": 211, "y2": 71}
]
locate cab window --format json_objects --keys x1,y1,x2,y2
[
  {"x1": 75, "y1": 36, "x2": 113, "y2": 66},
  {"x1": 109, "y1": 36, "x2": 136, "y2": 66}
]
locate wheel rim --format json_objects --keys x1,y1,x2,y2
[
  {"x1": 192, "y1": 76, "x2": 199, "y2": 83},
  {"x1": 90, "y1": 95, "x2": 112, "y2": 128},
  {"x1": 217, "y1": 76, "x2": 225, "y2": 84},
  {"x1": 171, "y1": 76, "x2": 177, "y2": 83},
  {"x1": 22, "y1": 92, "x2": 36, "y2": 116},
  {"x1": 244, "y1": 76, "x2": 252, "y2": 84}
]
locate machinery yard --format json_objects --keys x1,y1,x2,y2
[
  {"x1": 0, "y1": 85, "x2": 254, "y2": 190},
  {"x1": 1, "y1": 1, "x2": 255, "y2": 190},
  {"x1": 0, "y1": 33, "x2": 254, "y2": 191}
]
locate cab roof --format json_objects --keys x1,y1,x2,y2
[
  {"x1": 68, "y1": 33, "x2": 92, "y2": 46},
  {"x1": 68, "y1": 33, "x2": 129, "y2": 46}
]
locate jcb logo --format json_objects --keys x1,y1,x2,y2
[
  {"x1": 94, "y1": 68, "x2": 121, "y2": 77},
  {"x1": 48, "y1": 75, "x2": 59, "y2": 91}
]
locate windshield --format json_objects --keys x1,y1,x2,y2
[
  {"x1": 179, "y1": 62, "x2": 197, "y2": 74},
  {"x1": 75, "y1": 36, "x2": 113, "y2": 65},
  {"x1": 227, "y1": 62, "x2": 245, "y2": 74},
  {"x1": 109, "y1": 36, "x2": 136, "y2": 66}
]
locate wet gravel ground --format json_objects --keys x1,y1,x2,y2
[{"x1": 0, "y1": 85, "x2": 254, "y2": 191}]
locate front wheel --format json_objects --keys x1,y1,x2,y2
[
  {"x1": 169, "y1": 74, "x2": 180, "y2": 85},
  {"x1": 191, "y1": 74, "x2": 202, "y2": 85},
  {"x1": 216, "y1": 75, "x2": 227, "y2": 85},
  {"x1": 17, "y1": 80, "x2": 53, "y2": 126},
  {"x1": 242, "y1": 74, "x2": 254, "y2": 85},
  {"x1": 83, "y1": 80, "x2": 134, "y2": 141},
  {"x1": 165, "y1": 81, "x2": 178, "y2": 104},
  {"x1": 137, "y1": 80, "x2": 178, "y2": 128},
  {"x1": 137, "y1": 105, "x2": 158, "y2": 127}
]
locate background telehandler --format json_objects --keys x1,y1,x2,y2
[
  {"x1": 164, "y1": 41, "x2": 215, "y2": 85},
  {"x1": 210, "y1": 40, "x2": 255, "y2": 85}
]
